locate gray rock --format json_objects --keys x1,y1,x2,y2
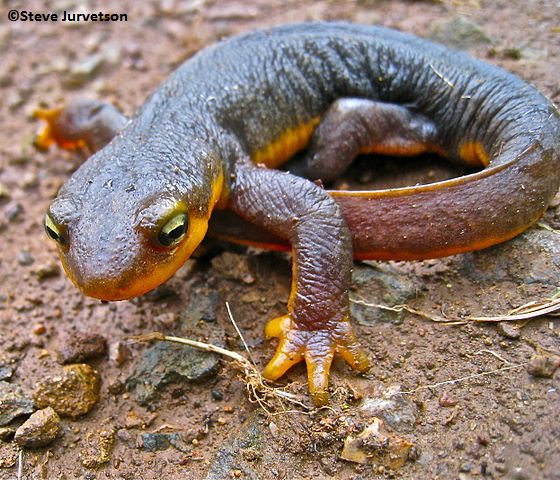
[
  {"x1": 14, "y1": 407, "x2": 61, "y2": 448},
  {"x1": 182, "y1": 287, "x2": 219, "y2": 324},
  {"x1": 0, "y1": 381, "x2": 35, "y2": 426},
  {"x1": 125, "y1": 343, "x2": 219, "y2": 406},
  {"x1": 427, "y1": 16, "x2": 492, "y2": 50},
  {"x1": 459, "y1": 229, "x2": 560, "y2": 286},
  {"x1": 4, "y1": 201, "x2": 23, "y2": 222},
  {"x1": 205, "y1": 417, "x2": 264, "y2": 480},
  {"x1": 139, "y1": 432, "x2": 188, "y2": 452},
  {"x1": 350, "y1": 263, "x2": 417, "y2": 325},
  {"x1": 360, "y1": 385, "x2": 418, "y2": 431},
  {"x1": 17, "y1": 250, "x2": 34, "y2": 267},
  {"x1": 0, "y1": 366, "x2": 13, "y2": 381}
]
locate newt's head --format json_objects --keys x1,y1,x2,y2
[{"x1": 44, "y1": 136, "x2": 223, "y2": 301}]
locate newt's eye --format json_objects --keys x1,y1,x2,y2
[
  {"x1": 44, "y1": 213, "x2": 65, "y2": 244},
  {"x1": 157, "y1": 213, "x2": 188, "y2": 247}
]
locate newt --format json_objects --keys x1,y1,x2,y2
[{"x1": 38, "y1": 23, "x2": 560, "y2": 405}]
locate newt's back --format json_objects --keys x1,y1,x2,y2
[{"x1": 142, "y1": 22, "x2": 558, "y2": 170}]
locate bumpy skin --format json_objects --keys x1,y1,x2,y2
[{"x1": 41, "y1": 23, "x2": 560, "y2": 405}]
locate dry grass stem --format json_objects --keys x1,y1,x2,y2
[
  {"x1": 17, "y1": 449, "x2": 23, "y2": 480},
  {"x1": 394, "y1": 363, "x2": 525, "y2": 396},
  {"x1": 537, "y1": 222, "x2": 560, "y2": 234},
  {"x1": 351, "y1": 293, "x2": 560, "y2": 324}
]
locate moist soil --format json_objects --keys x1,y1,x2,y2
[{"x1": 1, "y1": 0, "x2": 559, "y2": 479}]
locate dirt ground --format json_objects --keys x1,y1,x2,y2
[{"x1": 1, "y1": 0, "x2": 559, "y2": 479}]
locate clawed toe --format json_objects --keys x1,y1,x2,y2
[{"x1": 262, "y1": 314, "x2": 370, "y2": 405}]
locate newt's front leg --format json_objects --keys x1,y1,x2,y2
[
  {"x1": 35, "y1": 99, "x2": 128, "y2": 152},
  {"x1": 229, "y1": 162, "x2": 370, "y2": 405}
]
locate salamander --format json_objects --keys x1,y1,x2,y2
[{"x1": 38, "y1": 22, "x2": 560, "y2": 405}]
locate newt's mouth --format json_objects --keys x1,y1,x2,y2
[{"x1": 57, "y1": 214, "x2": 212, "y2": 302}]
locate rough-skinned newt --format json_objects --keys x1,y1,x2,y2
[{"x1": 38, "y1": 23, "x2": 560, "y2": 405}]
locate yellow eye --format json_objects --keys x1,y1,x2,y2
[
  {"x1": 157, "y1": 213, "x2": 188, "y2": 247},
  {"x1": 44, "y1": 213, "x2": 65, "y2": 244}
]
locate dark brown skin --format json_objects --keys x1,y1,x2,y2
[{"x1": 38, "y1": 23, "x2": 560, "y2": 405}]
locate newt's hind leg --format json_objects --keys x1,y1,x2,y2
[
  {"x1": 287, "y1": 98, "x2": 440, "y2": 183},
  {"x1": 35, "y1": 99, "x2": 128, "y2": 152}
]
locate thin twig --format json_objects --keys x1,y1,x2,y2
[
  {"x1": 17, "y1": 449, "x2": 23, "y2": 480},
  {"x1": 225, "y1": 301, "x2": 256, "y2": 366},
  {"x1": 351, "y1": 298, "x2": 465, "y2": 325},
  {"x1": 468, "y1": 297, "x2": 560, "y2": 321},
  {"x1": 351, "y1": 294, "x2": 560, "y2": 324},
  {"x1": 131, "y1": 332, "x2": 247, "y2": 362},
  {"x1": 475, "y1": 349, "x2": 512, "y2": 365},
  {"x1": 537, "y1": 222, "x2": 560, "y2": 234},
  {"x1": 393, "y1": 363, "x2": 526, "y2": 396}
]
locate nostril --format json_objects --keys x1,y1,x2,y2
[{"x1": 88, "y1": 104, "x2": 103, "y2": 118}]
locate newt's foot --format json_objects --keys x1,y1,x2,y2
[
  {"x1": 262, "y1": 314, "x2": 371, "y2": 406},
  {"x1": 34, "y1": 99, "x2": 128, "y2": 152},
  {"x1": 34, "y1": 106, "x2": 82, "y2": 150}
]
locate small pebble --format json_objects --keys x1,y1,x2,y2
[
  {"x1": 341, "y1": 417, "x2": 415, "y2": 469},
  {"x1": 124, "y1": 411, "x2": 146, "y2": 429},
  {"x1": 4, "y1": 201, "x2": 23, "y2": 222},
  {"x1": 527, "y1": 354, "x2": 560, "y2": 378},
  {"x1": 0, "y1": 366, "x2": 13, "y2": 381},
  {"x1": 109, "y1": 341, "x2": 130, "y2": 365},
  {"x1": 427, "y1": 15, "x2": 492, "y2": 50},
  {"x1": 32, "y1": 262, "x2": 60, "y2": 281},
  {"x1": 21, "y1": 173, "x2": 38, "y2": 189},
  {"x1": 140, "y1": 432, "x2": 183, "y2": 452},
  {"x1": 59, "y1": 331, "x2": 107, "y2": 364},
  {"x1": 32, "y1": 324, "x2": 46, "y2": 335},
  {"x1": 268, "y1": 421, "x2": 279, "y2": 439},
  {"x1": 143, "y1": 284, "x2": 178, "y2": 302},
  {"x1": 33, "y1": 364, "x2": 100, "y2": 419},
  {"x1": 17, "y1": 250, "x2": 34, "y2": 266},
  {"x1": 80, "y1": 427, "x2": 116, "y2": 468},
  {"x1": 107, "y1": 379, "x2": 124, "y2": 395},
  {"x1": 496, "y1": 321, "x2": 521, "y2": 339},
  {"x1": 211, "y1": 252, "x2": 255, "y2": 284},
  {"x1": 211, "y1": 390, "x2": 224, "y2": 401},
  {"x1": 63, "y1": 54, "x2": 105, "y2": 88},
  {"x1": 438, "y1": 391, "x2": 458, "y2": 407},
  {"x1": 0, "y1": 381, "x2": 35, "y2": 426},
  {"x1": 14, "y1": 407, "x2": 61, "y2": 448}
]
